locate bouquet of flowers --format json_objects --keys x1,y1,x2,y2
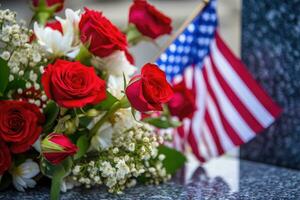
[{"x1": 0, "y1": 0, "x2": 194, "y2": 199}]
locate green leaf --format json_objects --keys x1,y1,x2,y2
[
  {"x1": 122, "y1": 72, "x2": 127, "y2": 91},
  {"x1": 79, "y1": 116, "x2": 93, "y2": 127},
  {"x1": 143, "y1": 117, "x2": 182, "y2": 129},
  {"x1": 0, "y1": 58, "x2": 9, "y2": 96},
  {"x1": 158, "y1": 145, "x2": 187, "y2": 175},
  {"x1": 94, "y1": 91, "x2": 118, "y2": 111},
  {"x1": 75, "y1": 44, "x2": 92, "y2": 66},
  {"x1": 4, "y1": 78, "x2": 26, "y2": 94},
  {"x1": 43, "y1": 101, "x2": 59, "y2": 133},
  {"x1": 74, "y1": 134, "x2": 89, "y2": 160},
  {"x1": 0, "y1": 173, "x2": 12, "y2": 191}
]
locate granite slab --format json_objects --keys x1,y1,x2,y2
[
  {"x1": 240, "y1": 0, "x2": 300, "y2": 169},
  {"x1": 1, "y1": 158, "x2": 300, "y2": 200}
]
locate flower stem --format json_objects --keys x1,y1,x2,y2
[
  {"x1": 89, "y1": 96, "x2": 130, "y2": 138},
  {"x1": 89, "y1": 102, "x2": 120, "y2": 138}
]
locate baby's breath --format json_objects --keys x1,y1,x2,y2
[{"x1": 71, "y1": 122, "x2": 170, "y2": 193}]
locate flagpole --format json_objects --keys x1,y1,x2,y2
[{"x1": 152, "y1": 0, "x2": 210, "y2": 62}]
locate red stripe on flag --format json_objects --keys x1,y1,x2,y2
[
  {"x1": 202, "y1": 66, "x2": 245, "y2": 145},
  {"x1": 204, "y1": 110, "x2": 224, "y2": 155},
  {"x1": 187, "y1": 129, "x2": 206, "y2": 162},
  {"x1": 215, "y1": 32, "x2": 282, "y2": 118},
  {"x1": 209, "y1": 55, "x2": 265, "y2": 133}
]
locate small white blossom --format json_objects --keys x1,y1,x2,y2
[{"x1": 1, "y1": 51, "x2": 10, "y2": 60}]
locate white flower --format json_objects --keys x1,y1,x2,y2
[
  {"x1": 113, "y1": 108, "x2": 139, "y2": 133},
  {"x1": 34, "y1": 9, "x2": 80, "y2": 57},
  {"x1": 11, "y1": 159, "x2": 40, "y2": 192},
  {"x1": 90, "y1": 122, "x2": 113, "y2": 151},
  {"x1": 91, "y1": 50, "x2": 137, "y2": 77},
  {"x1": 116, "y1": 159, "x2": 130, "y2": 180},
  {"x1": 100, "y1": 161, "x2": 115, "y2": 178},
  {"x1": 56, "y1": 9, "x2": 81, "y2": 36},
  {"x1": 107, "y1": 75, "x2": 126, "y2": 100}
]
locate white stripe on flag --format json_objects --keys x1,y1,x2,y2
[
  {"x1": 202, "y1": 122, "x2": 218, "y2": 157},
  {"x1": 191, "y1": 67, "x2": 209, "y2": 159}
]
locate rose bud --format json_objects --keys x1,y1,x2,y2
[
  {"x1": 129, "y1": 0, "x2": 172, "y2": 39},
  {"x1": 168, "y1": 80, "x2": 197, "y2": 120},
  {"x1": 0, "y1": 100, "x2": 45, "y2": 153},
  {"x1": 41, "y1": 59, "x2": 107, "y2": 108},
  {"x1": 32, "y1": 0, "x2": 65, "y2": 12},
  {"x1": 125, "y1": 63, "x2": 173, "y2": 112},
  {"x1": 0, "y1": 139, "x2": 12, "y2": 175},
  {"x1": 41, "y1": 133, "x2": 78, "y2": 165},
  {"x1": 79, "y1": 8, "x2": 128, "y2": 58}
]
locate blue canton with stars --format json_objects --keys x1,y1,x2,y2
[{"x1": 156, "y1": 0, "x2": 217, "y2": 81}]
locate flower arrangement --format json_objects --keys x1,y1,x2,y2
[{"x1": 0, "y1": 0, "x2": 194, "y2": 199}]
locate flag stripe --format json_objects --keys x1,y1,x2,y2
[
  {"x1": 188, "y1": 129, "x2": 206, "y2": 162},
  {"x1": 202, "y1": 122, "x2": 218, "y2": 157},
  {"x1": 214, "y1": 33, "x2": 282, "y2": 122},
  {"x1": 204, "y1": 110, "x2": 224, "y2": 154},
  {"x1": 204, "y1": 57, "x2": 256, "y2": 141},
  {"x1": 201, "y1": 128, "x2": 212, "y2": 158},
  {"x1": 191, "y1": 66, "x2": 208, "y2": 159},
  {"x1": 209, "y1": 55, "x2": 265, "y2": 133},
  {"x1": 202, "y1": 65, "x2": 244, "y2": 146},
  {"x1": 211, "y1": 39, "x2": 275, "y2": 128}
]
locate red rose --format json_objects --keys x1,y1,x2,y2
[
  {"x1": 0, "y1": 139, "x2": 11, "y2": 175},
  {"x1": 129, "y1": 0, "x2": 172, "y2": 39},
  {"x1": 126, "y1": 63, "x2": 173, "y2": 112},
  {"x1": 41, "y1": 133, "x2": 78, "y2": 165},
  {"x1": 0, "y1": 101, "x2": 44, "y2": 154},
  {"x1": 168, "y1": 80, "x2": 197, "y2": 120},
  {"x1": 42, "y1": 59, "x2": 106, "y2": 108},
  {"x1": 79, "y1": 8, "x2": 128, "y2": 58},
  {"x1": 46, "y1": 20, "x2": 63, "y2": 33},
  {"x1": 32, "y1": 0, "x2": 64, "y2": 12}
]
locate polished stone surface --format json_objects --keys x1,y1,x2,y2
[
  {"x1": 1, "y1": 157, "x2": 300, "y2": 200},
  {"x1": 240, "y1": 0, "x2": 300, "y2": 169}
]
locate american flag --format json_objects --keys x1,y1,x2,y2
[{"x1": 156, "y1": 0, "x2": 282, "y2": 161}]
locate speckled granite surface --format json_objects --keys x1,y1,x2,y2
[
  {"x1": 240, "y1": 0, "x2": 300, "y2": 169},
  {"x1": 1, "y1": 159, "x2": 300, "y2": 200}
]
